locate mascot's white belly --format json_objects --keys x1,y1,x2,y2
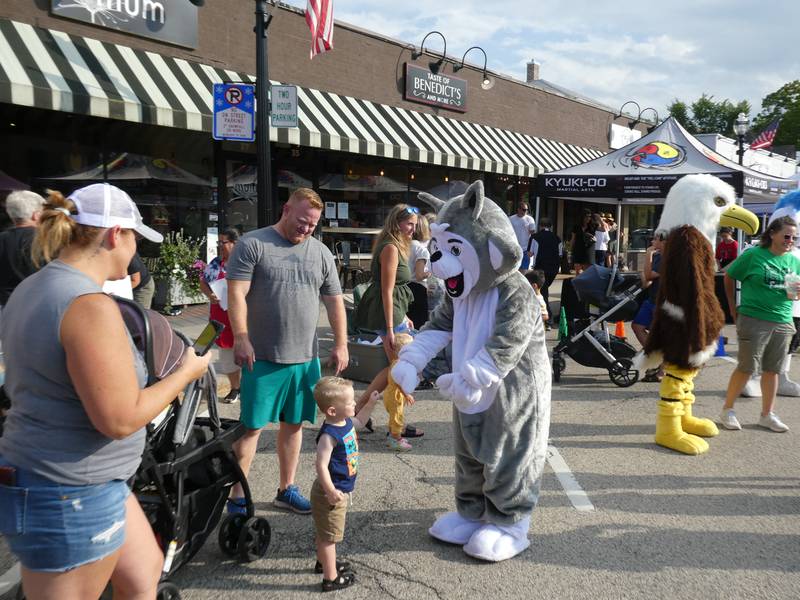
[{"x1": 452, "y1": 288, "x2": 500, "y2": 414}]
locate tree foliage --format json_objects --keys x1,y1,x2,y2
[
  {"x1": 667, "y1": 94, "x2": 751, "y2": 136},
  {"x1": 751, "y1": 80, "x2": 800, "y2": 149}
]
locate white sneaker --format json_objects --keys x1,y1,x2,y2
[
  {"x1": 758, "y1": 412, "x2": 789, "y2": 432},
  {"x1": 720, "y1": 409, "x2": 742, "y2": 430}
]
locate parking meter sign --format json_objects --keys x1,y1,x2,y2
[{"x1": 213, "y1": 83, "x2": 255, "y2": 142}]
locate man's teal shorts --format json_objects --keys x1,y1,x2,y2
[{"x1": 240, "y1": 358, "x2": 320, "y2": 429}]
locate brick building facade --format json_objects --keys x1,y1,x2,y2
[{"x1": 0, "y1": 0, "x2": 651, "y2": 256}]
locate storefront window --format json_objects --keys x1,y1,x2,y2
[
  {"x1": 409, "y1": 165, "x2": 449, "y2": 211},
  {"x1": 627, "y1": 205, "x2": 662, "y2": 250},
  {"x1": 0, "y1": 106, "x2": 214, "y2": 259}
]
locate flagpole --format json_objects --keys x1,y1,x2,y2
[{"x1": 255, "y1": 0, "x2": 274, "y2": 228}]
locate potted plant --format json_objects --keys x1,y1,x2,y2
[{"x1": 152, "y1": 230, "x2": 206, "y2": 314}]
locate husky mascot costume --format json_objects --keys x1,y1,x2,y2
[
  {"x1": 636, "y1": 174, "x2": 759, "y2": 455},
  {"x1": 391, "y1": 180, "x2": 551, "y2": 562},
  {"x1": 740, "y1": 189, "x2": 800, "y2": 398}
]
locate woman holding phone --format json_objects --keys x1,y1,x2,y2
[{"x1": 0, "y1": 184, "x2": 210, "y2": 600}]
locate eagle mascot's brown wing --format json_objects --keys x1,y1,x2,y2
[{"x1": 642, "y1": 225, "x2": 724, "y2": 369}]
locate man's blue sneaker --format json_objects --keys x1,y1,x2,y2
[
  {"x1": 273, "y1": 484, "x2": 312, "y2": 514},
  {"x1": 226, "y1": 497, "x2": 247, "y2": 516}
]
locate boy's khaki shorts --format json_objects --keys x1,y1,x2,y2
[{"x1": 311, "y1": 479, "x2": 349, "y2": 543}]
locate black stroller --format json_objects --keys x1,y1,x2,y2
[
  {"x1": 552, "y1": 265, "x2": 643, "y2": 387},
  {"x1": 117, "y1": 298, "x2": 270, "y2": 600}
]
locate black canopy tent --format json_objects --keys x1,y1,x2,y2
[{"x1": 534, "y1": 117, "x2": 797, "y2": 261}]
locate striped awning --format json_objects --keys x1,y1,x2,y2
[{"x1": 0, "y1": 18, "x2": 605, "y2": 177}]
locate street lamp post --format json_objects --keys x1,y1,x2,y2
[
  {"x1": 190, "y1": 0, "x2": 276, "y2": 228},
  {"x1": 731, "y1": 111, "x2": 750, "y2": 307},
  {"x1": 255, "y1": 0, "x2": 274, "y2": 228},
  {"x1": 733, "y1": 112, "x2": 749, "y2": 166}
]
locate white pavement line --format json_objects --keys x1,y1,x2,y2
[
  {"x1": 716, "y1": 355, "x2": 737, "y2": 364},
  {"x1": 547, "y1": 445, "x2": 595, "y2": 512},
  {"x1": 199, "y1": 409, "x2": 209, "y2": 417},
  {"x1": 0, "y1": 562, "x2": 20, "y2": 595}
]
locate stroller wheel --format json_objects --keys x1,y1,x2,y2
[
  {"x1": 156, "y1": 580, "x2": 181, "y2": 600},
  {"x1": 237, "y1": 516, "x2": 272, "y2": 562},
  {"x1": 609, "y1": 358, "x2": 639, "y2": 388},
  {"x1": 218, "y1": 513, "x2": 247, "y2": 557},
  {"x1": 552, "y1": 353, "x2": 565, "y2": 382}
]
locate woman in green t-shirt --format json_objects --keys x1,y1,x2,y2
[
  {"x1": 352, "y1": 204, "x2": 424, "y2": 438},
  {"x1": 721, "y1": 216, "x2": 800, "y2": 433}
]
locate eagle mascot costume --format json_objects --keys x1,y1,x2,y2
[
  {"x1": 391, "y1": 180, "x2": 551, "y2": 562},
  {"x1": 637, "y1": 174, "x2": 759, "y2": 455}
]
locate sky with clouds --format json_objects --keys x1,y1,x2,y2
[{"x1": 285, "y1": 0, "x2": 798, "y2": 120}]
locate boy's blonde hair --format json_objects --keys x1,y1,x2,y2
[{"x1": 314, "y1": 376, "x2": 353, "y2": 411}]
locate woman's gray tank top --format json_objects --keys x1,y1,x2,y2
[{"x1": 0, "y1": 261, "x2": 147, "y2": 485}]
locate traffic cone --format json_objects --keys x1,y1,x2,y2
[
  {"x1": 614, "y1": 321, "x2": 626, "y2": 338},
  {"x1": 714, "y1": 335, "x2": 727, "y2": 357},
  {"x1": 558, "y1": 306, "x2": 569, "y2": 342}
]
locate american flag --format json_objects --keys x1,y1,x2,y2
[
  {"x1": 305, "y1": 0, "x2": 334, "y2": 59},
  {"x1": 749, "y1": 117, "x2": 781, "y2": 150}
]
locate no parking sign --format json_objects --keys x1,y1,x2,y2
[{"x1": 213, "y1": 83, "x2": 256, "y2": 142}]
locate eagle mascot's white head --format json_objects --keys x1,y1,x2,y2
[{"x1": 637, "y1": 174, "x2": 759, "y2": 370}]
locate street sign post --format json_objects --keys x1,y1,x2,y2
[
  {"x1": 271, "y1": 84, "x2": 298, "y2": 128},
  {"x1": 213, "y1": 83, "x2": 256, "y2": 142}
]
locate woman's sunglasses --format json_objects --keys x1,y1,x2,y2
[{"x1": 404, "y1": 206, "x2": 420, "y2": 215}]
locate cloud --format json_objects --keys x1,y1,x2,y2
[{"x1": 282, "y1": 0, "x2": 799, "y2": 117}]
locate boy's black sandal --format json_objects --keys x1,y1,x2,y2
[
  {"x1": 314, "y1": 559, "x2": 353, "y2": 574},
  {"x1": 321, "y1": 572, "x2": 355, "y2": 592}
]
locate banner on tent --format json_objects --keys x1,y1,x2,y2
[{"x1": 536, "y1": 172, "x2": 743, "y2": 198}]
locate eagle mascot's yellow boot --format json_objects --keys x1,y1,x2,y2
[
  {"x1": 655, "y1": 366, "x2": 719, "y2": 455},
  {"x1": 636, "y1": 174, "x2": 759, "y2": 456}
]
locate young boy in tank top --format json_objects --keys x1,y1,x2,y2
[{"x1": 311, "y1": 377, "x2": 378, "y2": 592}]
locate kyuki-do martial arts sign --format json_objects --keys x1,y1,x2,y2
[{"x1": 391, "y1": 180, "x2": 551, "y2": 562}]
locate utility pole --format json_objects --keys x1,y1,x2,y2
[{"x1": 255, "y1": 0, "x2": 274, "y2": 228}]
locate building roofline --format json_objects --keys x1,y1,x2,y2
[{"x1": 272, "y1": 1, "x2": 645, "y2": 121}]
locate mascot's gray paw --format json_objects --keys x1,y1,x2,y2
[
  {"x1": 428, "y1": 511, "x2": 483, "y2": 545},
  {"x1": 463, "y1": 517, "x2": 531, "y2": 562}
]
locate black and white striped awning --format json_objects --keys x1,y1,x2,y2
[{"x1": 0, "y1": 18, "x2": 605, "y2": 177}]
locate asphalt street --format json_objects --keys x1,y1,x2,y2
[{"x1": 2, "y1": 293, "x2": 799, "y2": 599}]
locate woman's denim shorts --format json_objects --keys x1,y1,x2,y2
[{"x1": 0, "y1": 457, "x2": 129, "y2": 572}]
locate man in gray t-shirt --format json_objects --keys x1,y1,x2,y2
[{"x1": 225, "y1": 188, "x2": 349, "y2": 515}]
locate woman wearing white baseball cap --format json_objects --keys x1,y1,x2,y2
[{"x1": 0, "y1": 184, "x2": 210, "y2": 598}]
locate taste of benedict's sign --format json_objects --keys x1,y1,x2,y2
[{"x1": 404, "y1": 63, "x2": 467, "y2": 112}]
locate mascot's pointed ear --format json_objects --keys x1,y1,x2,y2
[
  {"x1": 487, "y1": 230, "x2": 522, "y2": 272},
  {"x1": 459, "y1": 180, "x2": 485, "y2": 220},
  {"x1": 417, "y1": 192, "x2": 445, "y2": 213}
]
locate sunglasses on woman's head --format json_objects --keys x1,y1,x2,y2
[
  {"x1": 404, "y1": 206, "x2": 420, "y2": 215},
  {"x1": 783, "y1": 235, "x2": 800, "y2": 242}
]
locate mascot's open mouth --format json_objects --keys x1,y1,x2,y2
[{"x1": 444, "y1": 273, "x2": 465, "y2": 298}]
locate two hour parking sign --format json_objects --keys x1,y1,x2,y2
[{"x1": 213, "y1": 83, "x2": 256, "y2": 142}]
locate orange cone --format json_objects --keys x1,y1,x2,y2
[{"x1": 615, "y1": 321, "x2": 626, "y2": 338}]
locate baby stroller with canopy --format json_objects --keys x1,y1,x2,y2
[
  {"x1": 116, "y1": 298, "x2": 271, "y2": 600},
  {"x1": 552, "y1": 265, "x2": 643, "y2": 387}
]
